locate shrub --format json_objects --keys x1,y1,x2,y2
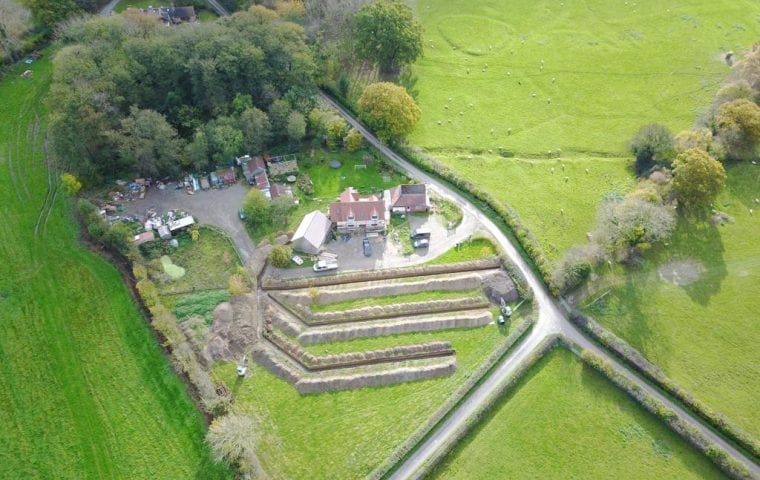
[
  {"x1": 268, "y1": 245, "x2": 293, "y2": 268},
  {"x1": 206, "y1": 414, "x2": 260, "y2": 473},
  {"x1": 136, "y1": 279, "x2": 160, "y2": 308},
  {"x1": 296, "y1": 173, "x2": 314, "y2": 195},
  {"x1": 343, "y1": 128, "x2": 364, "y2": 152},
  {"x1": 629, "y1": 123, "x2": 675, "y2": 175}
]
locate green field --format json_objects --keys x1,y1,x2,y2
[
  {"x1": 584, "y1": 162, "x2": 760, "y2": 438},
  {"x1": 213, "y1": 317, "x2": 525, "y2": 479},
  {"x1": 431, "y1": 349, "x2": 725, "y2": 480},
  {"x1": 410, "y1": 0, "x2": 760, "y2": 260},
  {"x1": 0, "y1": 57, "x2": 230, "y2": 478}
]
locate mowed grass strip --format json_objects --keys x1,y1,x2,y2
[
  {"x1": 425, "y1": 237, "x2": 498, "y2": 265},
  {"x1": 0, "y1": 56, "x2": 230, "y2": 479},
  {"x1": 584, "y1": 162, "x2": 760, "y2": 439},
  {"x1": 309, "y1": 288, "x2": 482, "y2": 312},
  {"x1": 213, "y1": 321, "x2": 512, "y2": 479},
  {"x1": 431, "y1": 349, "x2": 726, "y2": 480}
]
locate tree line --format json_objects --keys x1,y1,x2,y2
[
  {"x1": 49, "y1": 6, "x2": 317, "y2": 183},
  {"x1": 553, "y1": 45, "x2": 760, "y2": 294}
]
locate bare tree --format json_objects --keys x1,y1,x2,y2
[
  {"x1": 207, "y1": 413, "x2": 263, "y2": 475},
  {"x1": 0, "y1": 0, "x2": 32, "y2": 63}
]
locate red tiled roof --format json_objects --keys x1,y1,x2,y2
[
  {"x1": 330, "y1": 187, "x2": 386, "y2": 223},
  {"x1": 245, "y1": 156, "x2": 266, "y2": 178},
  {"x1": 390, "y1": 184, "x2": 428, "y2": 209}
]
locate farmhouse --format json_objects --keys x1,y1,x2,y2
[
  {"x1": 291, "y1": 211, "x2": 332, "y2": 254},
  {"x1": 386, "y1": 184, "x2": 430, "y2": 214},
  {"x1": 329, "y1": 187, "x2": 387, "y2": 233}
]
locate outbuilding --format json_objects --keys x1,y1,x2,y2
[{"x1": 291, "y1": 211, "x2": 331, "y2": 255}]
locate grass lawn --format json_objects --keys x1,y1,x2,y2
[
  {"x1": 198, "y1": 9, "x2": 218, "y2": 23},
  {"x1": 0, "y1": 55, "x2": 230, "y2": 478},
  {"x1": 409, "y1": 0, "x2": 760, "y2": 261},
  {"x1": 155, "y1": 227, "x2": 241, "y2": 295},
  {"x1": 583, "y1": 162, "x2": 760, "y2": 439},
  {"x1": 165, "y1": 289, "x2": 231, "y2": 324},
  {"x1": 114, "y1": 0, "x2": 156, "y2": 13},
  {"x1": 212, "y1": 318, "x2": 522, "y2": 479},
  {"x1": 310, "y1": 288, "x2": 482, "y2": 312},
  {"x1": 431, "y1": 349, "x2": 725, "y2": 480},
  {"x1": 426, "y1": 237, "x2": 497, "y2": 265},
  {"x1": 249, "y1": 147, "x2": 408, "y2": 242}
]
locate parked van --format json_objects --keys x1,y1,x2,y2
[{"x1": 410, "y1": 228, "x2": 431, "y2": 239}]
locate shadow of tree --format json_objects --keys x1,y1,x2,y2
[
  {"x1": 666, "y1": 217, "x2": 727, "y2": 306},
  {"x1": 397, "y1": 68, "x2": 420, "y2": 99},
  {"x1": 722, "y1": 162, "x2": 760, "y2": 211}
]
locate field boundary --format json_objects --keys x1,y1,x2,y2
[
  {"x1": 577, "y1": 345, "x2": 755, "y2": 480},
  {"x1": 369, "y1": 310, "x2": 536, "y2": 479},
  {"x1": 568, "y1": 309, "x2": 760, "y2": 461},
  {"x1": 402, "y1": 334, "x2": 560, "y2": 480},
  {"x1": 319, "y1": 90, "x2": 553, "y2": 291}
]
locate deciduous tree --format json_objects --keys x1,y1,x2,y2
[
  {"x1": 358, "y1": 82, "x2": 420, "y2": 142},
  {"x1": 353, "y1": 0, "x2": 422, "y2": 75},
  {"x1": 715, "y1": 98, "x2": 760, "y2": 160},
  {"x1": 286, "y1": 111, "x2": 306, "y2": 145},
  {"x1": 672, "y1": 148, "x2": 726, "y2": 211},
  {"x1": 117, "y1": 107, "x2": 184, "y2": 177},
  {"x1": 629, "y1": 123, "x2": 675, "y2": 175},
  {"x1": 241, "y1": 188, "x2": 271, "y2": 229}
]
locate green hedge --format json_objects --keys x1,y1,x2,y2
[
  {"x1": 569, "y1": 310, "x2": 760, "y2": 461},
  {"x1": 396, "y1": 144, "x2": 557, "y2": 293},
  {"x1": 579, "y1": 348, "x2": 755, "y2": 480},
  {"x1": 369, "y1": 309, "x2": 538, "y2": 480},
  {"x1": 406, "y1": 334, "x2": 561, "y2": 480}
]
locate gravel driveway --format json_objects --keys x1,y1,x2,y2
[{"x1": 123, "y1": 182, "x2": 255, "y2": 261}]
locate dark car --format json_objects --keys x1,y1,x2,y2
[
  {"x1": 238, "y1": 209, "x2": 247, "y2": 221},
  {"x1": 363, "y1": 238, "x2": 372, "y2": 257}
]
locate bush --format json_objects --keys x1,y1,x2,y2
[
  {"x1": 206, "y1": 414, "x2": 260, "y2": 473},
  {"x1": 344, "y1": 128, "x2": 364, "y2": 152},
  {"x1": 296, "y1": 173, "x2": 314, "y2": 195},
  {"x1": 629, "y1": 123, "x2": 675, "y2": 175},
  {"x1": 268, "y1": 245, "x2": 293, "y2": 268},
  {"x1": 139, "y1": 239, "x2": 169, "y2": 259}
]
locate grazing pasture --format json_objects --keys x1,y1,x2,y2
[
  {"x1": 410, "y1": 0, "x2": 760, "y2": 260},
  {"x1": 431, "y1": 349, "x2": 725, "y2": 480},
  {"x1": 0, "y1": 57, "x2": 230, "y2": 479},
  {"x1": 584, "y1": 162, "x2": 760, "y2": 439}
]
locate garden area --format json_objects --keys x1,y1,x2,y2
[
  {"x1": 244, "y1": 146, "x2": 409, "y2": 243},
  {"x1": 430, "y1": 348, "x2": 725, "y2": 480},
  {"x1": 115, "y1": 0, "x2": 219, "y2": 22},
  {"x1": 582, "y1": 162, "x2": 760, "y2": 439},
  {"x1": 141, "y1": 226, "x2": 242, "y2": 324}
]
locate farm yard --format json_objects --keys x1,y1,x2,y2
[
  {"x1": 583, "y1": 162, "x2": 760, "y2": 438},
  {"x1": 2, "y1": 0, "x2": 760, "y2": 478},
  {"x1": 0, "y1": 55, "x2": 230, "y2": 479},
  {"x1": 430, "y1": 348, "x2": 725, "y2": 480},
  {"x1": 409, "y1": 0, "x2": 760, "y2": 262}
]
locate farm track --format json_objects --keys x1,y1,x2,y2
[
  {"x1": 6, "y1": 138, "x2": 23, "y2": 203},
  {"x1": 34, "y1": 130, "x2": 56, "y2": 237},
  {"x1": 15, "y1": 124, "x2": 31, "y2": 200}
]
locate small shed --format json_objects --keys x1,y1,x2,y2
[
  {"x1": 132, "y1": 230, "x2": 155, "y2": 246},
  {"x1": 291, "y1": 211, "x2": 331, "y2": 255}
]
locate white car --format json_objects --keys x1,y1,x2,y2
[
  {"x1": 413, "y1": 238, "x2": 429, "y2": 248},
  {"x1": 291, "y1": 255, "x2": 304, "y2": 265}
]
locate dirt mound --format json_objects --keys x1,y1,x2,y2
[
  {"x1": 205, "y1": 293, "x2": 258, "y2": 361},
  {"x1": 658, "y1": 260, "x2": 705, "y2": 286}
]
